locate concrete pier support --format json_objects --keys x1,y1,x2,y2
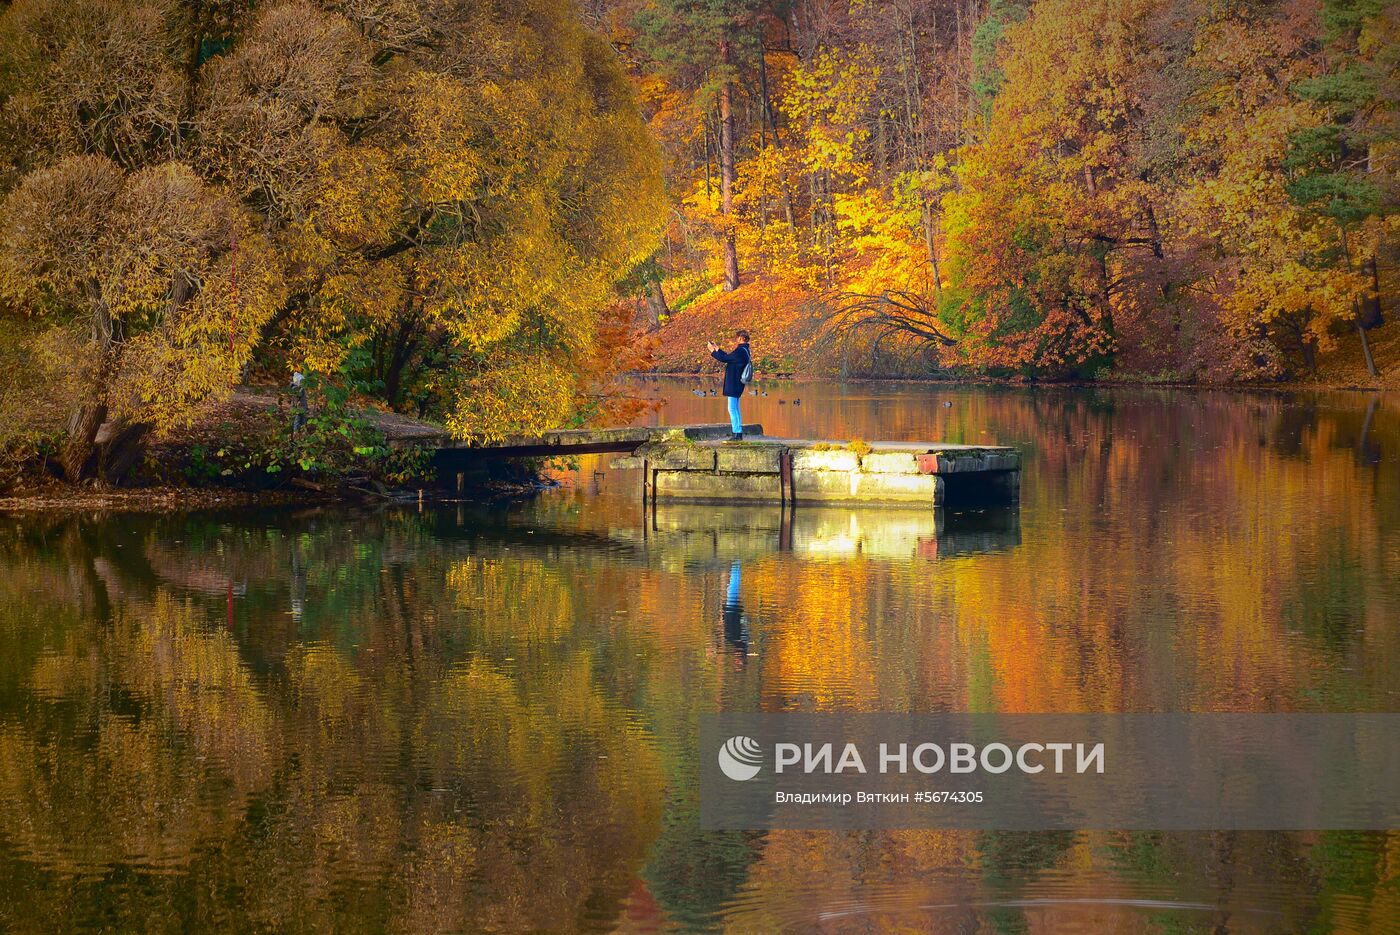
[{"x1": 615, "y1": 437, "x2": 1019, "y2": 508}]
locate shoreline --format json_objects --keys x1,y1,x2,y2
[
  {"x1": 5, "y1": 378, "x2": 1390, "y2": 514},
  {"x1": 0, "y1": 480, "x2": 554, "y2": 515},
  {"x1": 0, "y1": 486, "x2": 335, "y2": 514},
  {"x1": 635, "y1": 371, "x2": 1396, "y2": 394},
  {"x1": 0, "y1": 481, "x2": 371, "y2": 514}
]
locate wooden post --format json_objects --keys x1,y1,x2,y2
[
  {"x1": 641, "y1": 458, "x2": 649, "y2": 503},
  {"x1": 779, "y1": 449, "x2": 793, "y2": 506},
  {"x1": 640, "y1": 459, "x2": 650, "y2": 540}
]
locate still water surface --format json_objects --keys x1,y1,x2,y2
[{"x1": 0, "y1": 380, "x2": 1397, "y2": 933}]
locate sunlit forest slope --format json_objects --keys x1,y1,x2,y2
[{"x1": 591, "y1": 0, "x2": 1398, "y2": 384}]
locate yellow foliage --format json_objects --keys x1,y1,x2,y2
[
  {"x1": 0, "y1": 0, "x2": 668, "y2": 454},
  {"x1": 0, "y1": 155, "x2": 284, "y2": 431},
  {"x1": 445, "y1": 352, "x2": 576, "y2": 444}
]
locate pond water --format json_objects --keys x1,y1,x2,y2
[{"x1": 0, "y1": 379, "x2": 1396, "y2": 933}]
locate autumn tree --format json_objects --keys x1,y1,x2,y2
[
  {"x1": 0, "y1": 0, "x2": 666, "y2": 478},
  {"x1": 1172, "y1": 0, "x2": 1396, "y2": 376},
  {"x1": 623, "y1": 0, "x2": 1395, "y2": 384},
  {"x1": 0, "y1": 157, "x2": 280, "y2": 481},
  {"x1": 200, "y1": 0, "x2": 667, "y2": 436},
  {"x1": 941, "y1": 0, "x2": 1174, "y2": 376},
  {"x1": 634, "y1": 0, "x2": 783, "y2": 292},
  {"x1": 1284, "y1": 0, "x2": 1398, "y2": 375}
]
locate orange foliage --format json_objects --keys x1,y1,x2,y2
[{"x1": 646, "y1": 277, "x2": 833, "y2": 375}]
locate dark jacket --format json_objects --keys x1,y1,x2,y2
[{"x1": 711, "y1": 342, "x2": 751, "y2": 398}]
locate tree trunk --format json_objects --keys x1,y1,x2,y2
[
  {"x1": 1353, "y1": 255, "x2": 1382, "y2": 379},
  {"x1": 718, "y1": 38, "x2": 740, "y2": 292},
  {"x1": 1357, "y1": 323, "x2": 1378, "y2": 379},
  {"x1": 704, "y1": 113, "x2": 714, "y2": 201},
  {"x1": 645, "y1": 278, "x2": 670, "y2": 330},
  {"x1": 1097, "y1": 252, "x2": 1114, "y2": 342},
  {"x1": 755, "y1": 32, "x2": 797, "y2": 229},
  {"x1": 180, "y1": 0, "x2": 212, "y2": 135},
  {"x1": 757, "y1": 38, "x2": 768, "y2": 151},
  {"x1": 383, "y1": 323, "x2": 420, "y2": 412},
  {"x1": 1358, "y1": 255, "x2": 1384, "y2": 329},
  {"x1": 99, "y1": 420, "x2": 152, "y2": 485},
  {"x1": 896, "y1": 14, "x2": 942, "y2": 294},
  {"x1": 61, "y1": 401, "x2": 107, "y2": 482},
  {"x1": 921, "y1": 205, "x2": 943, "y2": 293},
  {"x1": 1300, "y1": 326, "x2": 1317, "y2": 374},
  {"x1": 760, "y1": 52, "x2": 798, "y2": 229},
  {"x1": 63, "y1": 282, "x2": 118, "y2": 482}
]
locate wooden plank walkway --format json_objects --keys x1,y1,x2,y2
[{"x1": 424, "y1": 423, "x2": 764, "y2": 465}]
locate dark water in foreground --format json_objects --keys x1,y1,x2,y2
[{"x1": 1, "y1": 380, "x2": 1397, "y2": 933}]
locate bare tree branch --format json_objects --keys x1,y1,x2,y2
[{"x1": 832, "y1": 290, "x2": 958, "y2": 349}]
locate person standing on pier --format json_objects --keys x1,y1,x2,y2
[{"x1": 707, "y1": 330, "x2": 751, "y2": 441}]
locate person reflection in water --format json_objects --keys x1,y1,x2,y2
[{"x1": 722, "y1": 560, "x2": 749, "y2": 663}]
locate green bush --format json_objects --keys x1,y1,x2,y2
[
  {"x1": 261, "y1": 378, "x2": 426, "y2": 483},
  {"x1": 0, "y1": 430, "x2": 59, "y2": 490},
  {"x1": 169, "y1": 377, "x2": 433, "y2": 490}
]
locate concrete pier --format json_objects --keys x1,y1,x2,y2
[
  {"x1": 613, "y1": 436, "x2": 1020, "y2": 507},
  {"x1": 407, "y1": 418, "x2": 1019, "y2": 507}
]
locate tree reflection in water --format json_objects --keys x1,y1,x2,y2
[{"x1": 0, "y1": 381, "x2": 1395, "y2": 933}]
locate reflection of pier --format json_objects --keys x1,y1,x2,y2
[
  {"x1": 437, "y1": 502, "x2": 1020, "y2": 564},
  {"x1": 630, "y1": 503, "x2": 1021, "y2": 563}
]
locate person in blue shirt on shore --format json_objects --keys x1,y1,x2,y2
[{"x1": 707, "y1": 330, "x2": 751, "y2": 441}]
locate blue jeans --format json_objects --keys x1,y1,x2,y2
[{"x1": 726, "y1": 395, "x2": 742, "y2": 434}]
